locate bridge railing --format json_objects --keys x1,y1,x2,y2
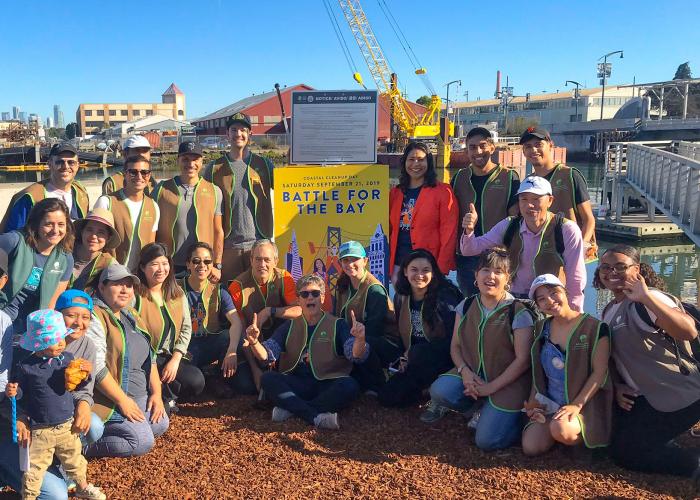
[
  {"x1": 677, "y1": 140, "x2": 700, "y2": 161},
  {"x1": 624, "y1": 143, "x2": 700, "y2": 246}
]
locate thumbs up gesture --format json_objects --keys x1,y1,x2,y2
[
  {"x1": 462, "y1": 203, "x2": 478, "y2": 234},
  {"x1": 245, "y1": 312, "x2": 261, "y2": 344},
  {"x1": 349, "y1": 310, "x2": 365, "y2": 342}
]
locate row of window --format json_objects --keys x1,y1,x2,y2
[
  {"x1": 461, "y1": 97, "x2": 631, "y2": 115},
  {"x1": 197, "y1": 115, "x2": 282, "y2": 129},
  {"x1": 83, "y1": 108, "x2": 154, "y2": 117}
]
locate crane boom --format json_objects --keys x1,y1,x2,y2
[{"x1": 338, "y1": 0, "x2": 417, "y2": 135}]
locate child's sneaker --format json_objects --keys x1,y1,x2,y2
[{"x1": 74, "y1": 483, "x2": 106, "y2": 500}]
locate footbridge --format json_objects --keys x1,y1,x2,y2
[{"x1": 608, "y1": 140, "x2": 700, "y2": 246}]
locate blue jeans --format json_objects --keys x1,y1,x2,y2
[
  {"x1": 0, "y1": 438, "x2": 68, "y2": 500},
  {"x1": 430, "y1": 374, "x2": 523, "y2": 450},
  {"x1": 261, "y1": 370, "x2": 360, "y2": 425},
  {"x1": 84, "y1": 397, "x2": 169, "y2": 458},
  {"x1": 456, "y1": 254, "x2": 480, "y2": 297},
  {"x1": 188, "y1": 331, "x2": 230, "y2": 368}
]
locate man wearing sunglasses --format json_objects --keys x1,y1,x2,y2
[
  {"x1": 0, "y1": 142, "x2": 90, "y2": 232},
  {"x1": 93, "y1": 156, "x2": 160, "y2": 270},
  {"x1": 224, "y1": 239, "x2": 300, "y2": 391},
  {"x1": 246, "y1": 274, "x2": 369, "y2": 430},
  {"x1": 102, "y1": 135, "x2": 157, "y2": 195},
  {"x1": 153, "y1": 141, "x2": 224, "y2": 280}
]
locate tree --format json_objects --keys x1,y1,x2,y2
[
  {"x1": 674, "y1": 62, "x2": 692, "y2": 80},
  {"x1": 46, "y1": 127, "x2": 66, "y2": 139},
  {"x1": 65, "y1": 122, "x2": 78, "y2": 139},
  {"x1": 416, "y1": 95, "x2": 432, "y2": 107}
]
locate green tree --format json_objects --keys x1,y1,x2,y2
[
  {"x1": 65, "y1": 122, "x2": 78, "y2": 139},
  {"x1": 416, "y1": 95, "x2": 432, "y2": 107},
  {"x1": 674, "y1": 62, "x2": 692, "y2": 80}
]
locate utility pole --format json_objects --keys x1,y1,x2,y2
[
  {"x1": 597, "y1": 50, "x2": 624, "y2": 120},
  {"x1": 565, "y1": 80, "x2": 582, "y2": 121}
]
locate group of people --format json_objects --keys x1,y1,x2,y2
[{"x1": 0, "y1": 114, "x2": 697, "y2": 499}]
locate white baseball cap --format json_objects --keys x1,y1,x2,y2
[
  {"x1": 123, "y1": 135, "x2": 151, "y2": 150},
  {"x1": 529, "y1": 273, "x2": 565, "y2": 300},
  {"x1": 517, "y1": 176, "x2": 552, "y2": 196}
]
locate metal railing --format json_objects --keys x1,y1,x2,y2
[
  {"x1": 677, "y1": 141, "x2": 700, "y2": 161},
  {"x1": 622, "y1": 143, "x2": 700, "y2": 246}
]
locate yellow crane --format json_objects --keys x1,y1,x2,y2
[{"x1": 336, "y1": 0, "x2": 453, "y2": 167}]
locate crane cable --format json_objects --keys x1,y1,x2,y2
[
  {"x1": 323, "y1": 0, "x2": 366, "y2": 89},
  {"x1": 376, "y1": 0, "x2": 436, "y2": 95}
]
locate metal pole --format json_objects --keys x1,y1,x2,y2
[
  {"x1": 659, "y1": 87, "x2": 665, "y2": 121},
  {"x1": 600, "y1": 55, "x2": 607, "y2": 121},
  {"x1": 683, "y1": 82, "x2": 689, "y2": 120}
]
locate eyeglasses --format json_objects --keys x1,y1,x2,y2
[
  {"x1": 126, "y1": 169, "x2": 152, "y2": 178},
  {"x1": 53, "y1": 159, "x2": 78, "y2": 167},
  {"x1": 299, "y1": 290, "x2": 321, "y2": 298},
  {"x1": 190, "y1": 258, "x2": 212, "y2": 266},
  {"x1": 598, "y1": 263, "x2": 636, "y2": 274}
]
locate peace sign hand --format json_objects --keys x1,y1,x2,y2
[{"x1": 349, "y1": 310, "x2": 365, "y2": 342}]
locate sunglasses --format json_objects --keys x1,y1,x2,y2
[
  {"x1": 126, "y1": 169, "x2": 152, "y2": 178},
  {"x1": 190, "y1": 258, "x2": 212, "y2": 266},
  {"x1": 598, "y1": 263, "x2": 636, "y2": 274},
  {"x1": 298, "y1": 290, "x2": 321, "y2": 298},
  {"x1": 53, "y1": 159, "x2": 79, "y2": 167}
]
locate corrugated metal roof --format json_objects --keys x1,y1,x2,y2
[
  {"x1": 451, "y1": 85, "x2": 631, "y2": 109},
  {"x1": 192, "y1": 84, "x2": 313, "y2": 122}
]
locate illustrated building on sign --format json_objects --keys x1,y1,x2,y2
[
  {"x1": 369, "y1": 223, "x2": 388, "y2": 286},
  {"x1": 286, "y1": 230, "x2": 304, "y2": 281}
]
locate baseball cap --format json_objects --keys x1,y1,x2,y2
[
  {"x1": 178, "y1": 141, "x2": 203, "y2": 157},
  {"x1": 49, "y1": 142, "x2": 78, "y2": 157},
  {"x1": 466, "y1": 127, "x2": 493, "y2": 140},
  {"x1": 123, "y1": 135, "x2": 152, "y2": 150},
  {"x1": 529, "y1": 274, "x2": 565, "y2": 300},
  {"x1": 226, "y1": 112, "x2": 252, "y2": 129},
  {"x1": 519, "y1": 126, "x2": 551, "y2": 145},
  {"x1": 73, "y1": 208, "x2": 121, "y2": 250},
  {"x1": 99, "y1": 262, "x2": 140, "y2": 287},
  {"x1": 56, "y1": 289, "x2": 94, "y2": 312},
  {"x1": 517, "y1": 176, "x2": 552, "y2": 196},
  {"x1": 339, "y1": 241, "x2": 367, "y2": 260},
  {"x1": 20, "y1": 309, "x2": 72, "y2": 352}
]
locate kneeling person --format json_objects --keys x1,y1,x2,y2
[{"x1": 249, "y1": 275, "x2": 369, "y2": 430}]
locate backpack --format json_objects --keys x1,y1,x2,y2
[{"x1": 503, "y1": 213, "x2": 566, "y2": 260}]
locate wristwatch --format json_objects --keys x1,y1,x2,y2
[
  {"x1": 214, "y1": 263, "x2": 223, "y2": 270},
  {"x1": 270, "y1": 306, "x2": 277, "y2": 318}
]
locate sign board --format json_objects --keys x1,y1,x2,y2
[
  {"x1": 274, "y1": 164, "x2": 390, "y2": 306},
  {"x1": 290, "y1": 90, "x2": 378, "y2": 165}
]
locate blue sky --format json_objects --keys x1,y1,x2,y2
[{"x1": 2, "y1": 0, "x2": 698, "y2": 124}]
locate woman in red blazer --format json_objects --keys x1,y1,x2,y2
[{"x1": 389, "y1": 142, "x2": 458, "y2": 279}]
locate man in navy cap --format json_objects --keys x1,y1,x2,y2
[
  {"x1": 205, "y1": 113, "x2": 274, "y2": 284},
  {"x1": 519, "y1": 126, "x2": 597, "y2": 260},
  {"x1": 0, "y1": 142, "x2": 89, "y2": 232},
  {"x1": 153, "y1": 141, "x2": 224, "y2": 278}
]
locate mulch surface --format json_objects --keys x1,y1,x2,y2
[{"x1": 2, "y1": 395, "x2": 698, "y2": 499}]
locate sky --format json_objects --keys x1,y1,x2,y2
[{"x1": 2, "y1": 0, "x2": 699, "y2": 124}]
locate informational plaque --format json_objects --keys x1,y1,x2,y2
[{"x1": 290, "y1": 90, "x2": 378, "y2": 164}]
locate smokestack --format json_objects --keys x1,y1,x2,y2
[{"x1": 496, "y1": 70, "x2": 501, "y2": 98}]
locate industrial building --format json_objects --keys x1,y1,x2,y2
[{"x1": 75, "y1": 83, "x2": 186, "y2": 135}]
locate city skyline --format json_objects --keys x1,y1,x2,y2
[{"x1": 1, "y1": 0, "x2": 698, "y2": 122}]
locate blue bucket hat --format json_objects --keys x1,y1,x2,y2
[
  {"x1": 339, "y1": 241, "x2": 367, "y2": 260},
  {"x1": 56, "y1": 289, "x2": 94, "y2": 312},
  {"x1": 19, "y1": 309, "x2": 72, "y2": 352}
]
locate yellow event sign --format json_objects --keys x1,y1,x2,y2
[{"x1": 274, "y1": 164, "x2": 390, "y2": 301}]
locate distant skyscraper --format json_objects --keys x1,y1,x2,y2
[
  {"x1": 12, "y1": 106, "x2": 20, "y2": 119},
  {"x1": 46, "y1": 117, "x2": 53, "y2": 128},
  {"x1": 286, "y1": 230, "x2": 303, "y2": 281},
  {"x1": 18, "y1": 112, "x2": 27, "y2": 123},
  {"x1": 53, "y1": 105, "x2": 64, "y2": 128},
  {"x1": 1, "y1": 112, "x2": 10, "y2": 121}
]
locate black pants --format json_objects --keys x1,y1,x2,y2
[
  {"x1": 156, "y1": 354, "x2": 206, "y2": 400},
  {"x1": 610, "y1": 395, "x2": 700, "y2": 476},
  {"x1": 378, "y1": 340, "x2": 452, "y2": 408}
]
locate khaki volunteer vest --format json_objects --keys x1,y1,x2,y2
[
  {"x1": 396, "y1": 294, "x2": 445, "y2": 351},
  {"x1": 277, "y1": 313, "x2": 352, "y2": 380},
  {"x1": 507, "y1": 213, "x2": 567, "y2": 284},
  {"x1": 108, "y1": 191, "x2": 157, "y2": 266},
  {"x1": 232, "y1": 268, "x2": 286, "y2": 339},
  {"x1": 334, "y1": 271, "x2": 396, "y2": 337},
  {"x1": 135, "y1": 292, "x2": 185, "y2": 353},
  {"x1": 70, "y1": 252, "x2": 114, "y2": 294},
  {"x1": 181, "y1": 278, "x2": 223, "y2": 335}
]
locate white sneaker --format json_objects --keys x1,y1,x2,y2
[
  {"x1": 271, "y1": 406, "x2": 293, "y2": 422},
  {"x1": 314, "y1": 412, "x2": 340, "y2": 430},
  {"x1": 467, "y1": 409, "x2": 481, "y2": 430},
  {"x1": 74, "y1": 483, "x2": 106, "y2": 500}
]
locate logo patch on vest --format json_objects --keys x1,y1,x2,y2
[
  {"x1": 49, "y1": 261, "x2": 64, "y2": 274},
  {"x1": 573, "y1": 333, "x2": 589, "y2": 350},
  {"x1": 315, "y1": 330, "x2": 330, "y2": 342}
]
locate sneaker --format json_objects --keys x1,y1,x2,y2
[
  {"x1": 165, "y1": 398, "x2": 179, "y2": 416},
  {"x1": 419, "y1": 400, "x2": 449, "y2": 423},
  {"x1": 314, "y1": 412, "x2": 340, "y2": 430},
  {"x1": 271, "y1": 406, "x2": 293, "y2": 422},
  {"x1": 74, "y1": 483, "x2": 106, "y2": 500},
  {"x1": 467, "y1": 409, "x2": 481, "y2": 430}
]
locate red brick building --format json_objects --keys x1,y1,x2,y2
[{"x1": 192, "y1": 83, "x2": 427, "y2": 140}]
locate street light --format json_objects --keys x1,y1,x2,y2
[
  {"x1": 445, "y1": 80, "x2": 462, "y2": 120},
  {"x1": 597, "y1": 50, "x2": 624, "y2": 120},
  {"x1": 565, "y1": 80, "x2": 582, "y2": 121}
]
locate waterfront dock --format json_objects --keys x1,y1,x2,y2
[{"x1": 595, "y1": 213, "x2": 687, "y2": 241}]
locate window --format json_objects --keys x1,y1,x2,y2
[
  {"x1": 97, "y1": 110, "x2": 104, "y2": 116},
  {"x1": 146, "y1": 110, "x2": 153, "y2": 116},
  {"x1": 133, "y1": 110, "x2": 141, "y2": 116},
  {"x1": 569, "y1": 114, "x2": 582, "y2": 122},
  {"x1": 84, "y1": 110, "x2": 93, "y2": 116},
  {"x1": 109, "y1": 110, "x2": 116, "y2": 116},
  {"x1": 121, "y1": 110, "x2": 128, "y2": 116},
  {"x1": 178, "y1": 110, "x2": 183, "y2": 116},
  {"x1": 85, "y1": 121, "x2": 103, "y2": 128}
]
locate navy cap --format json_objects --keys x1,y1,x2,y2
[
  {"x1": 519, "y1": 126, "x2": 552, "y2": 144},
  {"x1": 56, "y1": 289, "x2": 94, "y2": 312},
  {"x1": 226, "y1": 112, "x2": 252, "y2": 129},
  {"x1": 49, "y1": 142, "x2": 78, "y2": 156},
  {"x1": 178, "y1": 141, "x2": 203, "y2": 157},
  {"x1": 466, "y1": 127, "x2": 493, "y2": 140}
]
